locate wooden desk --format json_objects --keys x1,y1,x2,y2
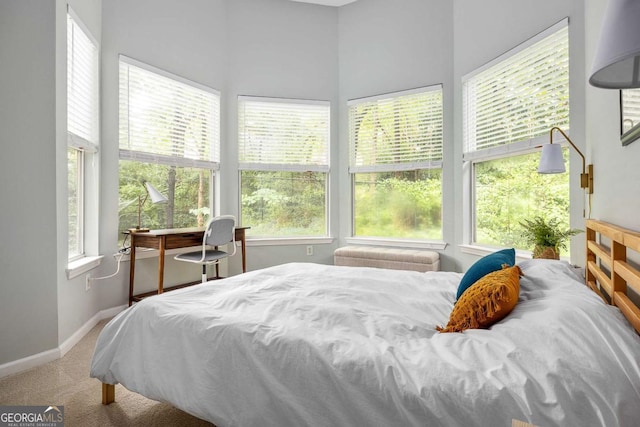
[{"x1": 128, "y1": 226, "x2": 249, "y2": 306}]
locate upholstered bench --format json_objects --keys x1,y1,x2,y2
[{"x1": 334, "y1": 246, "x2": 440, "y2": 272}]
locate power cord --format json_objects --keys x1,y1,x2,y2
[
  {"x1": 87, "y1": 252, "x2": 126, "y2": 283},
  {"x1": 87, "y1": 235, "x2": 131, "y2": 284}
]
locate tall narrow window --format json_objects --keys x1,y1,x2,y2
[
  {"x1": 118, "y1": 56, "x2": 220, "y2": 239},
  {"x1": 67, "y1": 10, "x2": 99, "y2": 260},
  {"x1": 348, "y1": 86, "x2": 443, "y2": 240},
  {"x1": 463, "y1": 20, "x2": 570, "y2": 250},
  {"x1": 238, "y1": 96, "x2": 330, "y2": 237}
]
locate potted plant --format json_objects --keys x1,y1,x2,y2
[{"x1": 519, "y1": 216, "x2": 582, "y2": 259}]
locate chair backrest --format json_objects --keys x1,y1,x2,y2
[{"x1": 204, "y1": 215, "x2": 236, "y2": 248}]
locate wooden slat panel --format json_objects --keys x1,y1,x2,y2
[
  {"x1": 615, "y1": 260, "x2": 640, "y2": 296},
  {"x1": 586, "y1": 226, "x2": 597, "y2": 284},
  {"x1": 586, "y1": 279, "x2": 608, "y2": 303},
  {"x1": 612, "y1": 241, "x2": 627, "y2": 294},
  {"x1": 586, "y1": 219, "x2": 625, "y2": 243},
  {"x1": 588, "y1": 260, "x2": 612, "y2": 297},
  {"x1": 586, "y1": 220, "x2": 640, "y2": 336},
  {"x1": 623, "y1": 232, "x2": 640, "y2": 253},
  {"x1": 587, "y1": 240, "x2": 611, "y2": 269},
  {"x1": 614, "y1": 292, "x2": 640, "y2": 334}
]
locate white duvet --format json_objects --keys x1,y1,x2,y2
[{"x1": 90, "y1": 260, "x2": 640, "y2": 427}]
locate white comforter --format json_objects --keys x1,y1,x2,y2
[{"x1": 90, "y1": 260, "x2": 640, "y2": 427}]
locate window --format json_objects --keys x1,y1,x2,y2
[
  {"x1": 621, "y1": 89, "x2": 640, "y2": 135},
  {"x1": 621, "y1": 88, "x2": 640, "y2": 146},
  {"x1": 348, "y1": 86, "x2": 443, "y2": 240},
  {"x1": 238, "y1": 97, "x2": 330, "y2": 237},
  {"x1": 67, "y1": 10, "x2": 99, "y2": 261},
  {"x1": 463, "y1": 20, "x2": 571, "y2": 250},
  {"x1": 118, "y1": 57, "x2": 220, "y2": 239}
]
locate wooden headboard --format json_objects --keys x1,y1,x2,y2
[{"x1": 586, "y1": 219, "x2": 640, "y2": 334}]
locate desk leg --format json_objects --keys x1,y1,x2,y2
[
  {"x1": 158, "y1": 236, "x2": 165, "y2": 294},
  {"x1": 129, "y1": 244, "x2": 136, "y2": 306},
  {"x1": 240, "y1": 230, "x2": 247, "y2": 273}
]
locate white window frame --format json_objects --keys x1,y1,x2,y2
[
  {"x1": 237, "y1": 96, "x2": 331, "y2": 240},
  {"x1": 346, "y1": 85, "x2": 446, "y2": 249},
  {"x1": 461, "y1": 19, "x2": 570, "y2": 253},
  {"x1": 117, "y1": 56, "x2": 220, "y2": 236},
  {"x1": 66, "y1": 8, "x2": 102, "y2": 277}
]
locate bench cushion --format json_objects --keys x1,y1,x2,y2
[{"x1": 334, "y1": 246, "x2": 440, "y2": 272}]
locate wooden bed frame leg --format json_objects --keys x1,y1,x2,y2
[{"x1": 102, "y1": 383, "x2": 115, "y2": 405}]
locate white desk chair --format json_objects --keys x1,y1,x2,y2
[{"x1": 174, "y1": 215, "x2": 237, "y2": 283}]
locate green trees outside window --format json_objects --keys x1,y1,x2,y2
[
  {"x1": 67, "y1": 147, "x2": 81, "y2": 258},
  {"x1": 474, "y1": 149, "x2": 570, "y2": 250},
  {"x1": 354, "y1": 169, "x2": 442, "y2": 239},
  {"x1": 349, "y1": 86, "x2": 443, "y2": 241},
  {"x1": 238, "y1": 97, "x2": 330, "y2": 238},
  {"x1": 241, "y1": 171, "x2": 326, "y2": 237}
]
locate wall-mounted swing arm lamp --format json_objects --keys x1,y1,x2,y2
[
  {"x1": 538, "y1": 127, "x2": 594, "y2": 194},
  {"x1": 589, "y1": 0, "x2": 640, "y2": 89},
  {"x1": 132, "y1": 181, "x2": 168, "y2": 232}
]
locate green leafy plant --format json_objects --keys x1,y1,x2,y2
[{"x1": 519, "y1": 216, "x2": 582, "y2": 258}]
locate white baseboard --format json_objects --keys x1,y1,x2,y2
[
  {"x1": 0, "y1": 349, "x2": 60, "y2": 380},
  {"x1": 58, "y1": 305, "x2": 126, "y2": 357},
  {"x1": 0, "y1": 305, "x2": 127, "y2": 379}
]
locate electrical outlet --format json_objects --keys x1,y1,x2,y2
[
  {"x1": 306, "y1": 245, "x2": 313, "y2": 256},
  {"x1": 85, "y1": 274, "x2": 92, "y2": 291}
]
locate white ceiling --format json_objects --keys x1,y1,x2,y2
[{"x1": 289, "y1": 0, "x2": 358, "y2": 6}]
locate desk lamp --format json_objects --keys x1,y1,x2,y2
[{"x1": 133, "y1": 181, "x2": 168, "y2": 232}]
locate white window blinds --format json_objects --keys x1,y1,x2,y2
[
  {"x1": 348, "y1": 86, "x2": 443, "y2": 173},
  {"x1": 119, "y1": 56, "x2": 220, "y2": 169},
  {"x1": 238, "y1": 96, "x2": 330, "y2": 172},
  {"x1": 463, "y1": 20, "x2": 569, "y2": 160},
  {"x1": 67, "y1": 10, "x2": 99, "y2": 152}
]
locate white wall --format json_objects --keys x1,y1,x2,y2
[
  {"x1": 586, "y1": 0, "x2": 640, "y2": 229},
  {"x1": 0, "y1": 0, "x2": 59, "y2": 365}
]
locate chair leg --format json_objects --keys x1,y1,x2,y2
[{"x1": 202, "y1": 265, "x2": 207, "y2": 283}]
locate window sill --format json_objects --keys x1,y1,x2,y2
[
  {"x1": 66, "y1": 255, "x2": 104, "y2": 279},
  {"x1": 459, "y1": 244, "x2": 533, "y2": 261},
  {"x1": 345, "y1": 237, "x2": 447, "y2": 251},
  {"x1": 246, "y1": 237, "x2": 334, "y2": 247}
]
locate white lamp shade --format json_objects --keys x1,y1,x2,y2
[
  {"x1": 145, "y1": 182, "x2": 168, "y2": 204},
  {"x1": 538, "y1": 144, "x2": 566, "y2": 174},
  {"x1": 590, "y1": 0, "x2": 640, "y2": 88}
]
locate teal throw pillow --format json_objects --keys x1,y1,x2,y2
[{"x1": 456, "y1": 248, "x2": 515, "y2": 300}]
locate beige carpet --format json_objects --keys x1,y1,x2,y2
[{"x1": 0, "y1": 319, "x2": 214, "y2": 426}]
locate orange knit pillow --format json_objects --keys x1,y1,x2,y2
[{"x1": 437, "y1": 265, "x2": 522, "y2": 333}]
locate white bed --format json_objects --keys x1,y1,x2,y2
[{"x1": 91, "y1": 253, "x2": 640, "y2": 426}]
